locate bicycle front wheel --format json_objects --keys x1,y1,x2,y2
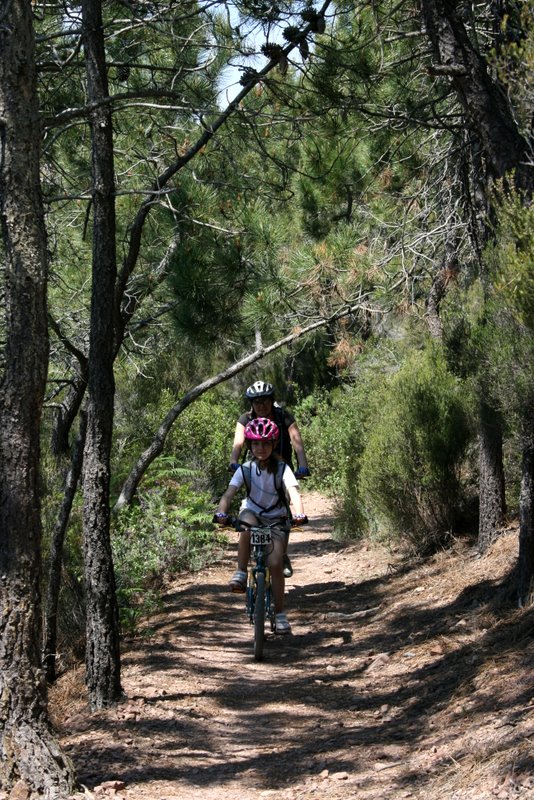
[{"x1": 254, "y1": 571, "x2": 266, "y2": 661}]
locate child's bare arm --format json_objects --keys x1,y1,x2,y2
[
  {"x1": 287, "y1": 485, "x2": 304, "y2": 517},
  {"x1": 216, "y1": 484, "x2": 239, "y2": 515}
]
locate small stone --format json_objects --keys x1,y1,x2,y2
[
  {"x1": 332, "y1": 771, "x2": 349, "y2": 780},
  {"x1": 8, "y1": 782, "x2": 30, "y2": 800},
  {"x1": 366, "y1": 652, "x2": 390, "y2": 671},
  {"x1": 94, "y1": 782, "x2": 126, "y2": 795}
]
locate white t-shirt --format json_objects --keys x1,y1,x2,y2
[{"x1": 229, "y1": 460, "x2": 298, "y2": 519}]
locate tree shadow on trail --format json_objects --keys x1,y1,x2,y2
[{"x1": 68, "y1": 533, "x2": 534, "y2": 797}]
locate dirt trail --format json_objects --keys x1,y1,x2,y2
[{"x1": 54, "y1": 492, "x2": 534, "y2": 800}]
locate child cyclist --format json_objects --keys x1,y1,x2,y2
[{"x1": 214, "y1": 417, "x2": 307, "y2": 635}]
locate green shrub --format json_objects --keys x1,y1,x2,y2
[
  {"x1": 294, "y1": 374, "x2": 385, "y2": 540},
  {"x1": 168, "y1": 395, "x2": 240, "y2": 497},
  {"x1": 359, "y1": 345, "x2": 474, "y2": 553},
  {"x1": 112, "y1": 476, "x2": 227, "y2": 633}
]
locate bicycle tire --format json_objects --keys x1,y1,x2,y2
[
  {"x1": 254, "y1": 571, "x2": 266, "y2": 661},
  {"x1": 265, "y1": 580, "x2": 275, "y2": 631}
]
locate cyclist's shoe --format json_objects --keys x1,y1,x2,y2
[
  {"x1": 282, "y1": 554, "x2": 293, "y2": 578},
  {"x1": 275, "y1": 612, "x2": 291, "y2": 635},
  {"x1": 229, "y1": 570, "x2": 247, "y2": 593}
]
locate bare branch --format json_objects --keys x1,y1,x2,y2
[{"x1": 114, "y1": 298, "x2": 372, "y2": 510}]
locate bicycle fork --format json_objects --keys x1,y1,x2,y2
[{"x1": 246, "y1": 564, "x2": 274, "y2": 629}]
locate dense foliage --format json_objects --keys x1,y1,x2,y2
[
  {"x1": 359, "y1": 346, "x2": 474, "y2": 552},
  {"x1": 3, "y1": 0, "x2": 534, "y2": 716},
  {"x1": 3, "y1": 0, "x2": 534, "y2": 790}
]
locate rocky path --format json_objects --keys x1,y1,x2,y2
[{"x1": 55, "y1": 492, "x2": 534, "y2": 800}]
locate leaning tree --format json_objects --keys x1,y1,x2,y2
[{"x1": 39, "y1": 0, "x2": 335, "y2": 705}]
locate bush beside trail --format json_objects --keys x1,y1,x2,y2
[
  {"x1": 360, "y1": 346, "x2": 474, "y2": 553},
  {"x1": 295, "y1": 343, "x2": 475, "y2": 553}
]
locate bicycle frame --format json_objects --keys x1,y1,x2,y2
[
  {"x1": 237, "y1": 519, "x2": 286, "y2": 661},
  {"x1": 246, "y1": 535, "x2": 275, "y2": 626}
]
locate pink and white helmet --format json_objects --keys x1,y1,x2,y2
[{"x1": 244, "y1": 417, "x2": 279, "y2": 441}]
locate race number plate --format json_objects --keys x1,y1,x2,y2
[{"x1": 250, "y1": 530, "x2": 272, "y2": 546}]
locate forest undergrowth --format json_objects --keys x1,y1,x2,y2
[{"x1": 45, "y1": 492, "x2": 534, "y2": 800}]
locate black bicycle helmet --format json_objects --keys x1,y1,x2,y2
[{"x1": 245, "y1": 380, "x2": 275, "y2": 400}]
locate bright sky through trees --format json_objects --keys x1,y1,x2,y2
[{"x1": 216, "y1": 1, "x2": 312, "y2": 103}]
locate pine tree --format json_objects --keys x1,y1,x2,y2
[{"x1": 0, "y1": 0, "x2": 77, "y2": 791}]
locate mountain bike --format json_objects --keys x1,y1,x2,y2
[{"x1": 233, "y1": 518, "x2": 287, "y2": 661}]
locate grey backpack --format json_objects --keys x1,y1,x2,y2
[{"x1": 240, "y1": 460, "x2": 291, "y2": 518}]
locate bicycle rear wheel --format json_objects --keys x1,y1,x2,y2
[{"x1": 254, "y1": 571, "x2": 266, "y2": 661}]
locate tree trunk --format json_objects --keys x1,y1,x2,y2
[
  {"x1": 0, "y1": 0, "x2": 77, "y2": 792},
  {"x1": 517, "y1": 412, "x2": 534, "y2": 606},
  {"x1": 418, "y1": 0, "x2": 534, "y2": 559},
  {"x1": 425, "y1": 255, "x2": 459, "y2": 340},
  {"x1": 478, "y1": 398, "x2": 506, "y2": 551},
  {"x1": 44, "y1": 412, "x2": 87, "y2": 683},
  {"x1": 48, "y1": 314, "x2": 88, "y2": 456},
  {"x1": 81, "y1": 0, "x2": 122, "y2": 709},
  {"x1": 420, "y1": 0, "x2": 532, "y2": 190}
]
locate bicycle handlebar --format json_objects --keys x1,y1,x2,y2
[
  {"x1": 234, "y1": 518, "x2": 290, "y2": 531},
  {"x1": 212, "y1": 513, "x2": 308, "y2": 529}
]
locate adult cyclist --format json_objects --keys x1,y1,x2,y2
[
  {"x1": 229, "y1": 380, "x2": 310, "y2": 577},
  {"x1": 214, "y1": 417, "x2": 308, "y2": 635}
]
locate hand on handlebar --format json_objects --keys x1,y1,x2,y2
[
  {"x1": 295, "y1": 466, "x2": 310, "y2": 479},
  {"x1": 292, "y1": 514, "x2": 308, "y2": 525},
  {"x1": 212, "y1": 512, "x2": 229, "y2": 526}
]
